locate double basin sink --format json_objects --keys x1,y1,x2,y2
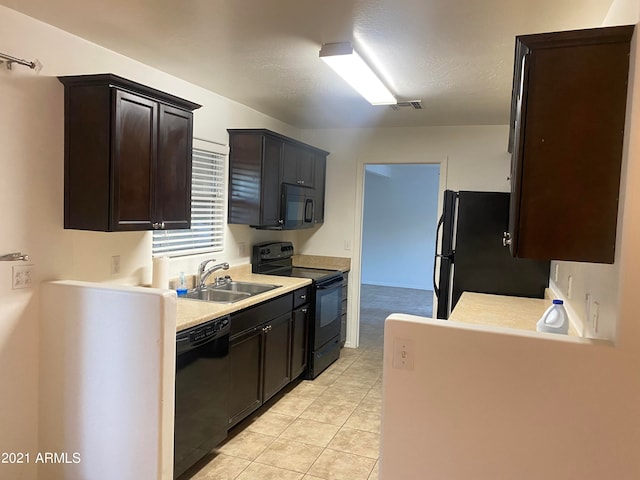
[{"x1": 183, "y1": 281, "x2": 280, "y2": 303}]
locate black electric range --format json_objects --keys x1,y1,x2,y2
[{"x1": 252, "y1": 241, "x2": 343, "y2": 378}]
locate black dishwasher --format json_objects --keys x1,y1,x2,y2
[{"x1": 174, "y1": 316, "x2": 230, "y2": 478}]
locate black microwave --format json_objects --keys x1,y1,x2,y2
[{"x1": 281, "y1": 183, "x2": 315, "y2": 229}]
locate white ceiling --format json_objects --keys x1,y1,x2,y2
[{"x1": 0, "y1": 0, "x2": 614, "y2": 129}]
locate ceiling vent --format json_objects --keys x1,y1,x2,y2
[{"x1": 390, "y1": 100, "x2": 422, "y2": 111}]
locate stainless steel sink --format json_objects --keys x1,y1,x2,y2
[
  {"x1": 181, "y1": 281, "x2": 280, "y2": 303},
  {"x1": 212, "y1": 281, "x2": 280, "y2": 295}
]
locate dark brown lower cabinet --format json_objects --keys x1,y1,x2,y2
[
  {"x1": 228, "y1": 294, "x2": 295, "y2": 428},
  {"x1": 290, "y1": 304, "x2": 310, "y2": 379},
  {"x1": 262, "y1": 314, "x2": 292, "y2": 402}
]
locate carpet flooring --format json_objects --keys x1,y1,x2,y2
[{"x1": 359, "y1": 284, "x2": 434, "y2": 326}]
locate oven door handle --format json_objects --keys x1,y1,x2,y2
[{"x1": 316, "y1": 276, "x2": 343, "y2": 290}]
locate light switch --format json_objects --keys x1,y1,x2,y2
[{"x1": 393, "y1": 338, "x2": 414, "y2": 370}]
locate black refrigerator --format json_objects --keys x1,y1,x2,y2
[{"x1": 434, "y1": 190, "x2": 550, "y2": 319}]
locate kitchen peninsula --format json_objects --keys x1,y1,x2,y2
[{"x1": 448, "y1": 291, "x2": 580, "y2": 336}]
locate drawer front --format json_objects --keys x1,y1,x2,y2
[
  {"x1": 293, "y1": 286, "x2": 312, "y2": 309},
  {"x1": 231, "y1": 293, "x2": 293, "y2": 336}
]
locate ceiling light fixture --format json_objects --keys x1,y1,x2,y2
[{"x1": 319, "y1": 42, "x2": 396, "y2": 106}]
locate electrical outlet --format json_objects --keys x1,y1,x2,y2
[
  {"x1": 554, "y1": 264, "x2": 560, "y2": 283},
  {"x1": 393, "y1": 338, "x2": 414, "y2": 370},
  {"x1": 12, "y1": 264, "x2": 34, "y2": 289},
  {"x1": 592, "y1": 301, "x2": 600, "y2": 334},
  {"x1": 111, "y1": 255, "x2": 121, "y2": 275},
  {"x1": 567, "y1": 275, "x2": 573, "y2": 300},
  {"x1": 344, "y1": 239, "x2": 352, "y2": 251},
  {"x1": 237, "y1": 242, "x2": 248, "y2": 257}
]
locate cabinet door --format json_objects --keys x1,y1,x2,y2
[
  {"x1": 313, "y1": 154, "x2": 326, "y2": 224},
  {"x1": 297, "y1": 149, "x2": 315, "y2": 187},
  {"x1": 291, "y1": 305, "x2": 309, "y2": 379},
  {"x1": 282, "y1": 143, "x2": 314, "y2": 187},
  {"x1": 261, "y1": 136, "x2": 284, "y2": 226},
  {"x1": 262, "y1": 313, "x2": 292, "y2": 402},
  {"x1": 156, "y1": 104, "x2": 192, "y2": 229},
  {"x1": 507, "y1": 46, "x2": 530, "y2": 257},
  {"x1": 282, "y1": 142, "x2": 300, "y2": 185},
  {"x1": 508, "y1": 27, "x2": 632, "y2": 263},
  {"x1": 228, "y1": 327, "x2": 263, "y2": 427},
  {"x1": 112, "y1": 90, "x2": 157, "y2": 230}
]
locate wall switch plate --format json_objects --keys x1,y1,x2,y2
[
  {"x1": 592, "y1": 301, "x2": 600, "y2": 333},
  {"x1": 554, "y1": 264, "x2": 560, "y2": 283},
  {"x1": 12, "y1": 264, "x2": 34, "y2": 289},
  {"x1": 393, "y1": 338, "x2": 414, "y2": 370}
]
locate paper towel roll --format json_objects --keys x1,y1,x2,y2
[{"x1": 152, "y1": 256, "x2": 169, "y2": 289}]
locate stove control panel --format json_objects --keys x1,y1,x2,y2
[{"x1": 252, "y1": 241, "x2": 294, "y2": 265}]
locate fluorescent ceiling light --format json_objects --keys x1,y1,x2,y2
[{"x1": 319, "y1": 42, "x2": 396, "y2": 105}]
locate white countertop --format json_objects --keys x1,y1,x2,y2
[{"x1": 448, "y1": 291, "x2": 579, "y2": 336}]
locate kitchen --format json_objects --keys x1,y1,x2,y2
[{"x1": 1, "y1": 0, "x2": 640, "y2": 479}]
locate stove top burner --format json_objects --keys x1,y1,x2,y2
[{"x1": 252, "y1": 241, "x2": 342, "y2": 283}]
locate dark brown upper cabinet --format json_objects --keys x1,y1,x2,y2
[
  {"x1": 227, "y1": 129, "x2": 328, "y2": 228},
  {"x1": 506, "y1": 25, "x2": 634, "y2": 264},
  {"x1": 58, "y1": 74, "x2": 201, "y2": 231}
]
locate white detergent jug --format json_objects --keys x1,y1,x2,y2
[{"x1": 536, "y1": 299, "x2": 569, "y2": 335}]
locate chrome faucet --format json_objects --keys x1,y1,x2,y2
[{"x1": 196, "y1": 259, "x2": 230, "y2": 289}]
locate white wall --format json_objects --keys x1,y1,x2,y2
[
  {"x1": 0, "y1": 6, "x2": 303, "y2": 478},
  {"x1": 361, "y1": 164, "x2": 440, "y2": 290},
  {"x1": 300, "y1": 125, "x2": 511, "y2": 346},
  {"x1": 381, "y1": 315, "x2": 640, "y2": 480}
]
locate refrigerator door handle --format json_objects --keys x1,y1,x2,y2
[{"x1": 433, "y1": 211, "x2": 446, "y2": 299}]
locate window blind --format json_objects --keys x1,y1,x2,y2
[{"x1": 152, "y1": 146, "x2": 226, "y2": 256}]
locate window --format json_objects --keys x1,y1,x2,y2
[{"x1": 152, "y1": 143, "x2": 226, "y2": 256}]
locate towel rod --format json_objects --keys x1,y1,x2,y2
[
  {"x1": 0, "y1": 252, "x2": 29, "y2": 261},
  {"x1": 0, "y1": 52, "x2": 41, "y2": 71}
]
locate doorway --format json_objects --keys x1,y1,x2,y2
[{"x1": 358, "y1": 164, "x2": 440, "y2": 348}]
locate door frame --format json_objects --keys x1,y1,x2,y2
[{"x1": 347, "y1": 158, "x2": 448, "y2": 348}]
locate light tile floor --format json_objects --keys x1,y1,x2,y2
[{"x1": 180, "y1": 323, "x2": 385, "y2": 480}]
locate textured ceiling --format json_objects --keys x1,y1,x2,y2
[{"x1": 0, "y1": 0, "x2": 614, "y2": 128}]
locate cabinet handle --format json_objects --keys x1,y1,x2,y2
[
  {"x1": 301, "y1": 308, "x2": 308, "y2": 314},
  {"x1": 153, "y1": 222, "x2": 165, "y2": 229},
  {"x1": 299, "y1": 294, "x2": 306, "y2": 300},
  {"x1": 502, "y1": 232, "x2": 512, "y2": 247},
  {"x1": 262, "y1": 325, "x2": 272, "y2": 333}
]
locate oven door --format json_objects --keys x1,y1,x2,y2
[
  {"x1": 314, "y1": 275, "x2": 343, "y2": 348},
  {"x1": 282, "y1": 184, "x2": 314, "y2": 229}
]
